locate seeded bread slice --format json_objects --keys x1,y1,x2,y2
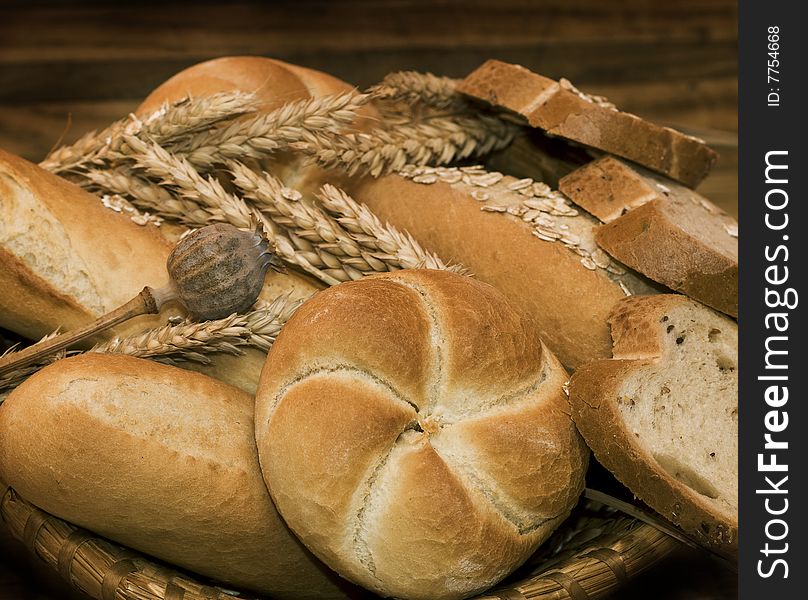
[
  {"x1": 559, "y1": 157, "x2": 738, "y2": 317},
  {"x1": 458, "y1": 60, "x2": 717, "y2": 188},
  {"x1": 569, "y1": 294, "x2": 737, "y2": 558}
]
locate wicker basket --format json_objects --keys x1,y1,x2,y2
[{"x1": 1, "y1": 485, "x2": 679, "y2": 600}]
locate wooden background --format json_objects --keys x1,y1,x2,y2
[{"x1": 0, "y1": 0, "x2": 738, "y2": 598}]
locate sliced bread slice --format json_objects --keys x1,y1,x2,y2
[
  {"x1": 569, "y1": 294, "x2": 737, "y2": 557},
  {"x1": 458, "y1": 60, "x2": 717, "y2": 188},
  {"x1": 559, "y1": 156, "x2": 738, "y2": 317}
]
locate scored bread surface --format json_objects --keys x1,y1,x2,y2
[
  {"x1": 0, "y1": 149, "x2": 172, "y2": 340},
  {"x1": 569, "y1": 295, "x2": 737, "y2": 556},
  {"x1": 255, "y1": 270, "x2": 588, "y2": 600}
]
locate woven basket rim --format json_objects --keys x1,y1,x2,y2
[{"x1": 1, "y1": 485, "x2": 680, "y2": 600}]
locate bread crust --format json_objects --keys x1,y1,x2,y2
[
  {"x1": 595, "y1": 198, "x2": 738, "y2": 317},
  {"x1": 0, "y1": 353, "x2": 358, "y2": 599},
  {"x1": 0, "y1": 149, "x2": 172, "y2": 341},
  {"x1": 569, "y1": 295, "x2": 737, "y2": 557},
  {"x1": 558, "y1": 156, "x2": 738, "y2": 317},
  {"x1": 255, "y1": 270, "x2": 588, "y2": 600},
  {"x1": 458, "y1": 60, "x2": 717, "y2": 188},
  {"x1": 343, "y1": 173, "x2": 651, "y2": 369}
]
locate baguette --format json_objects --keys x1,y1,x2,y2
[
  {"x1": 458, "y1": 60, "x2": 717, "y2": 188},
  {"x1": 0, "y1": 148, "x2": 172, "y2": 341},
  {"x1": 559, "y1": 156, "x2": 738, "y2": 316},
  {"x1": 0, "y1": 353, "x2": 359, "y2": 599},
  {"x1": 569, "y1": 295, "x2": 737, "y2": 557}
]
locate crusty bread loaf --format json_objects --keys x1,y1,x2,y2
[
  {"x1": 255, "y1": 270, "x2": 588, "y2": 600},
  {"x1": 559, "y1": 156, "x2": 738, "y2": 316},
  {"x1": 344, "y1": 168, "x2": 657, "y2": 369},
  {"x1": 458, "y1": 60, "x2": 717, "y2": 188},
  {"x1": 0, "y1": 148, "x2": 172, "y2": 341},
  {"x1": 569, "y1": 295, "x2": 737, "y2": 557},
  {"x1": 0, "y1": 148, "x2": 318, "y2": 393},
  {"x1": 136, "y1": 56, "x2": 659, "y2": 369},
  {"x1": 0, "y1": 353, "x2": 359, "y2": 599}
]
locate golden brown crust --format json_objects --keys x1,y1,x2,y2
[
  {"x1": 260, "y1": 276, "x2": 434, "y2": 407},
  {"x1": 558, "y1": 156, "x2": 662, "y2": 223},
  {"x1": 569, "y1": 295, "x2": 737, "y2": 557},
  {"x1": 343, "y1": 174, "x2": 632, "y2": 369},
  {"x1": 255, "y1": 270, "x2": 587, "y2": 600},
  {"x1": 442, "y1": 352, "x2": 587, "y2": 522},
  {"x1": 458, "y1": 60, "x2": 717, "y2": 188},
  {"x1": 0, "y1": 354, "x2": 357, "y2": 599},
  {"x1": 595, "y1": 198, "x2": 738, "y2": 317},
  {"x1": 0, "y1": 149, "x2": 172, "y2": 341}
]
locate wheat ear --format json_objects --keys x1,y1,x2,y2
[
  {"x1": 172, "y1": 92, "x2": 372, "y2": 169},
  {"x1": 40, "y1": 92, "x2": 258, "y2": 174},
  {"x1": 316, "y1": 183, "x2": 463, "y2": 272},
  {"x1": 123, "y1": 136, "x2": 253, "y2": 228},
  {"x1": 291, "y1": 112, "x2": 515, "y2": 177},
  {"x1": 231, "y1": 162, "x2": 458, "y2": 279},
  {"x1": 367, "y1": 71, "x2": 461, "y2": 109},
  {"x1": 91, "y1": 294, "x2": 302, "y2": 363}
]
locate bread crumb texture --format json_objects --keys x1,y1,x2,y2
[
  {"x1": 571, "y1": 295, "x2": 737, "y2": 555},
  {"x1": 0, "y1": 171, "x2": 104, "y2": 314}
]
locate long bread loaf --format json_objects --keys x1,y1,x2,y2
[{"x1": 0, "y1": 353, "x2": 359, "y2": 599}]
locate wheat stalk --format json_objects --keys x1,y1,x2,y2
[
  {"x1": 124, "y1": 136, "x2": 253, "y2": 228},
  {"x1": 171, "y1": 92, "x2": 371, "y2": 169},
  {"x1": 232, "y1": 163, "x2": 383, "y2": 282},
  {"x1": 0, "y1": 296, "x2": 303, "y2": 399},
  {"x1": 292, "y1": 112, "x2": 515, "y2": 177},
  {"x1": 368, "y1": 71, "x2": 461, "y2": 109},
  {"x1": 109, "y1": 144, "x2": 340, "y2": 284},
  {"x1": 91, "y1": 294, "x2": 302, "y2": 363},
  {"x1": 317, "y1": 183, "x2": 463, "y2": 272},
  {"x1": 140, "y1": 92, "x2": 259, "y2": 144},
  {"x1": 231, "y1": 162, "x2": 459, "y2": 280},
  {"x1": 40, "y1": 92, "x2": 258, "y2": 174}
]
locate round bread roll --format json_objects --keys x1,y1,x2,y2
[{"x1": 254, "y1": 269, "x2": 588, "y2": 600}]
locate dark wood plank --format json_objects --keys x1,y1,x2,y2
[{"x1": 0, "y1": 0, "x2": 739, "y2": 64}]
